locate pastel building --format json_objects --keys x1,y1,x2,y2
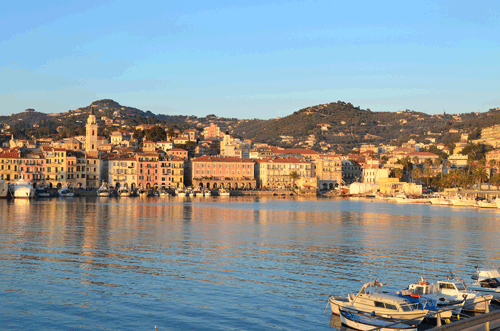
[{"x1": 188, "y1": 155, "x2": 256, "y2": 190}]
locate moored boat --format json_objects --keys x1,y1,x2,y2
[
  {"x1": 477, "y1": 199, "x2": 498, "y2": 208},
  {"x1": 339, "y1": 308, "x2": 417, "y2": 331},
  {"x1": 468, "y1": 267, "x2": 500, "y2": 301},
  {"x1": 0, "y1": 180, "x2": 9, "y2": 198},
  {"x1": 450, "y1": 195, "x2": 477, "y2": 207},
  {"x1": 219, "y1": 188, "x2": 230, "y2": 196},
  {"x1": 97, "y1": 183, "x2": 112, "y2": 197},
  {"x1": 58, "y1": 187, "x2": 74, "y2": 197},
  {"x1": 329, "y1": 281, "x2": 428, "y2": 323},
  {"x1": 401, "y1": 277, "x2": 465, "y2": 318},
  {"x1": 437, "y1": 277, "x2": 493, "y2": 312},
  {"x1": 11, "y1": 180, "x2": 35, "y2": 199}
]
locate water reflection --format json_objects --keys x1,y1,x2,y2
[{"x1": 1, "y1": 197, "x2": 499, "y2": 330}]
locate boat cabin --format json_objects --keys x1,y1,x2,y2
[
  {"x1": 408, "y1": 281, "x2": 439, "y2": 295},
  {"x1": 437, "y1": 280, "x2": 467, "y2": 295},
  {"x1": 353, "y1": 281, "x2": 415, "y2": 313}
]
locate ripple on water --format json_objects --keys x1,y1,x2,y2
[{"x1": 0, "y1": 197, "x2": 499, "y2": 330}]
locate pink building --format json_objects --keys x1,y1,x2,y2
[
  {"x1": 136, "y1": 152, "x2": 160, "y2": 189},
  {"x1": 188, "y1": 155, "x2": 256, "y2": 190}
]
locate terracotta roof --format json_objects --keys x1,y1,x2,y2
[
  {"x1": 0, "y1": 147, "x2": 21, "y2": 158},
  {"x1": 270, "y1": 147, "x2": 318, "y2": 155},
  {"x1": 255, "y1": 156, "x2": 310, "y2": 164},
  {"x1": 192, "y1": 155, "x2": 253, "y2": 163}
]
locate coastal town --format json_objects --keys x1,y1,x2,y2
[{"x1": 2, "y1": 104, "x2": 500, "y2": 199}]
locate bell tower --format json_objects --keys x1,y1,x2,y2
[{"x1": 85, "y1": 104, "x2": 98, "y2": 152}]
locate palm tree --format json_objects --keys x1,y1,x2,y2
[
  {"x1": 289, "y1": 171, "x2": 300, "y2": 189},
  {"x1": 490, "y1": 173, "x2": 500, "y2": 190},
  {"x1": 412, "y1": 168, "x2": 422, "y2": 184},
  {"x1": 424, "y1": 168, "x2": 432, "y2": 187},
  {"x1": 473, "y1": 166, "x2": 488, "y2": 190},
  {"x1": 488, "y1": 159, "x2": 497, "y2": 176},
  {"x1": 412, "y1": 156, "x2": 420, "y2": 166},
  {"x1": 424, "y1": 158, "x2": 433, "y2": 169}
]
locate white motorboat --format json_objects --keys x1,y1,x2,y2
[
  {"x1": 97, "y1": 183, "x2": 112, "y2": 197},
  {"x1": 219, "y1": 188, "x2": 230, "y2": 196},
  {"x1": 395, "y1": 196, "x2": 430, "y2": 204},
  {"x1": 329, "y1": 281, "x2": 428, "y2": 323},
  {"x1": 203, "y1": 189, "x2": 211, "y2": 197},
  {"x1": 0, "y1": 180, "x2": 9, "y2": 198},
  {"x1": 477, "y1": 199, "x2": 498, "y2": 208},
  {"x1": 58, "y1": 187, "x2": 74, "y2": 197},
  {"x1": 11, "y1": 180, "x2": 35, "y2": 199},
  {"x1": 339, "y1": 307, "x2": 417, "y2": 331},
  {"x1": 450, "y1": 195, "x2": 477, "y2": 207},
  {"x1": 118, "y1": 187, "x2": 132, "y2": 197},
  {"x1": 437, "y1": 277, "x2": 493, "y2": 312},
  {"x1": 402, "y1": 278, "x2": 465, "y2": 318},
  {"x1": 175, "y1": 188, "x2": 186, "y2": 197},
  {"x1": 468, "y1": 267, "x2": 500, "y2": 300}
]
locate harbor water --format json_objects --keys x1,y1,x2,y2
[{"x1": 1, "y1": 196, "x2": 499, "y2": 330}]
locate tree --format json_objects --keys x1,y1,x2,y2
[
  {"x1": 472, "y1": 166, "x2": 488, "y2": 190},
  {"x1": 490, "y1": 173, "x2": 500, "y2": 190},
  {"x1": 390, "y1": 168, "x2": 403, "y2": 179},
  {"x1": 289, "y1": 171, "x2": 300, "y2": 188},
  {"x1": 460, "y1": 143, "x2": 494, "y2": 161},
  {"x1": 412, "y1": 168, "x2": 422, "y2": 184}
]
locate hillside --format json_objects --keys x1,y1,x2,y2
[{"x1": 2, "y1": 99, "x2": 500, "y2": 152}]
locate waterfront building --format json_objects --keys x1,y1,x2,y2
[
  {"x1": 108, "y1": 156, "x2": 137, "y2": 189},
  {"x1": 136, "y1": 152, "x2": 159, "y2": 190},
  {"x1": 85, "y1": 152, "x2": 102, "y2": 189},
  {"x1": 188, "y1": 155, "x2": 256, "y2": 190},
  {"x1": 255, "y1": 157, "x2": 314, "y2": 190},
  {"x1": 66, "y1": 150, "x2": 87, "y2": 188},
  {"x1": 0, "y1": 147, "x2": 45, "y2": 183},
  {"x1": 42, "y1": 147, "x2": 68, "y2": 188},
  {"x1": 341, "y1": 159, "x2": 362, "y2": 185},
  {"x1": 169, "y1": 157, "x2": 185, "y2": 188},
  {"x1": 378, "y1": 178, "x2": 422, "y2": 196},
  {"x1": 315, "y1": 154, "x2": 343, "y2": 190}
]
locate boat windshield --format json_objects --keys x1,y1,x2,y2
[
  {"x1": 455, "y1": 283, "x2": 466, "y2": 291},
  {"x1": 400, "y1": 303, "x2": 412, "y2": 312}
]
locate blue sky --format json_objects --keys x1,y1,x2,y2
[{"x1": 1, "y1": 0, "x2": 499, "y2": 119}]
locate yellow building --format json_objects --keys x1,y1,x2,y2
[
  {"x1": 42, "y1": 147, "x2": 68, "y2": 188},
  {"x1": 314, "y1": 154, "x2": 342, "y2": 190},
  {"x1": 379, "y1": 178, "x2": 422, "y2": 196}
]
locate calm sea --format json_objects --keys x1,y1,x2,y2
[{"x1": 1, "y1": 196, "x2": 499, "y2": 330}]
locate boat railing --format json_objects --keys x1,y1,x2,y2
[{"x1": 364, "y1": 295, "x2": 495, "y2": 331}]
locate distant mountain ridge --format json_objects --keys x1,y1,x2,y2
[{"x1": 2, "y1": 99, "x2": 500, "y2": 151}]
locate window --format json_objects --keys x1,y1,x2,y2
[
  {"x1": 374, "y1": 302, "x2": 384, "y2": 308},
  {"x1": 385, "y1": 303, "x2": 397, "y2": 311}
]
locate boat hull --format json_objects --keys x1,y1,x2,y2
[{"x1": 340, "y1": 309, "x2": 417, "y2": 331}]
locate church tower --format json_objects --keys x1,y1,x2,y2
[{"x1": 85, "y1": 104, "x2": 98, "y2": 152}]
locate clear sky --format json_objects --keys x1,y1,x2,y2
[{"x1": 1, "y1": 0, "x2": 499, "y2": 119}]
